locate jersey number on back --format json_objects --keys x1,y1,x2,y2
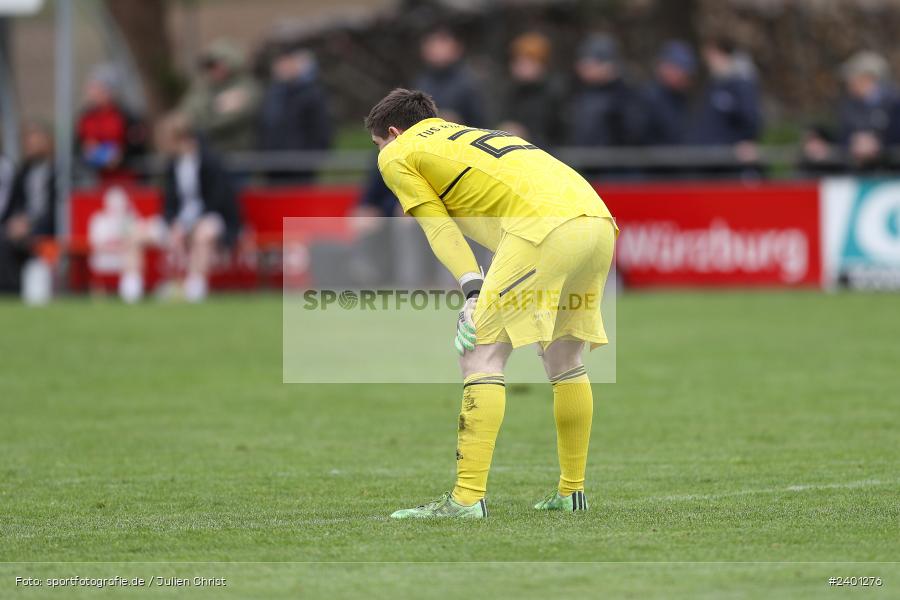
[{"x1": 447, "y1": 128, "x2": 538, "y2": 158}]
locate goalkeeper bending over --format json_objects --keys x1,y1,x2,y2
[{"x1": 366, "y1": 89, "x2": 617, "y2": 518}]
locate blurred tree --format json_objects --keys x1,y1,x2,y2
[
  {"x1": 104, "y1": 0, "x2": 183, "y2": 118},
  {"x1": 657, "y1": 0, "x2": 698, "y2": 45}
]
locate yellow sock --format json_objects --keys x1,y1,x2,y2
[
  {"x1": 551, "y1": 366, "x2": 593, "y2": 496},
  {"x1": 452, "y1": 372, "x2": 506, "y2": 506}
]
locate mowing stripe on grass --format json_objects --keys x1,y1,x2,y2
[{"x1": 645, "y1": 479, "x2": 893, "y2": 503}]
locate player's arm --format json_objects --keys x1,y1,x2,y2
[
  {"x1": 409, "y1": 197, "x2": 482, "y2": 354},
  {"x1": 408, "y1": 200, "x2": 483, "y2": 297},
  {"x1": 380, "y1": 158, "x2": 482, "y2": 297}
]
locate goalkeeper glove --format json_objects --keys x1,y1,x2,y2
[
  {"x1": 455, "y1": 271, "x2": 483, "y2": 355},
  {"x1": 455, "y1": 295, "x2": 478, "y2": 354}
]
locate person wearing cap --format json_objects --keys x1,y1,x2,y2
[
  {"x1": 642, "y1": 40, "x2": 697, "y2": 146},
  {"x1": 75, "y1": 64, "x2": 146, "y2": 182},
  {"x1": 498, "y1": 31, "x2": 566, "y2": 149},
  {"x1": 179, "y1": 39, "x2": 261, "y2": 153},
  {"x1": 837, "y1": 51, "x2": 900, "y2": 169},
  {"x1": 567, "y1": 33, "x2": 645, "y2": 148},
  {"x1": 258, "y1": 46, "x2": 333, "y2": 182}
]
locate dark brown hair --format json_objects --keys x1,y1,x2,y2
[{"x1": 364, "y1": 88, "x2": 438, "y2": 138}]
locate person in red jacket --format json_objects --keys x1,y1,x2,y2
[{"x1": 76, "y1": 65, "x2": 146, "y2": 183}]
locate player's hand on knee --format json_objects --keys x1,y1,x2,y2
[{"x1": 455, "y1": 296, "x2": 478, "y2": 355}]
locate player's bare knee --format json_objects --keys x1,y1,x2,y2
[
  {"x1": 459, "y1": 346, "x2": 501, "y2": 377},
  {"x1": 459, "y1": 343, "x2": 511, "y2": 378},
  {"x1": 541, "y1": 339, "x2": 585, "y2": 380}
]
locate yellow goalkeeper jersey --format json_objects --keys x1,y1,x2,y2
[{"x1": 377, "y1": 118, "x2": 615, "y2": 251}]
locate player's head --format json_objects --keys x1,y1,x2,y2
[{"x1": 365, "y1": 88, "x2": 438, "y2": 150}]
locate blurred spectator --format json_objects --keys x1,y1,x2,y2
[
  {"x1": 0, "y1": 155, "x2": 13, "y2": 225},
  {"x1": 76, "y1": 64, "x2": 146, "y2": 183},
  {"x1": 414, "y1": 27, "x2": 486, "y2": 126},
  {"x1": 88, "y1": 187, "x2": 140, "y2": 280},
  {"x1": 799, "y1": 124, "x2": 844, "y2": 175},
  {"x1": 836, "y1": 51, "x2": 900, "y2": 170},
  {"x1": 0, "y1": 152, "x2": 18, "y2": 292},
  {"x1": 642, "y1": 40, "x2": 697, "y2": 145},
  {"x1": 690, "y1": 37, "x2": 762, "y2": 153},
  {"x1": 347, "y1": 162, "x2": 398, "y2": 285},
  {"x1": 180, "y1": 40, "x2": 261, "y2": 153},
  {"x1": 357, "y1": 161, "x2": 397, "y2": 219},
  {"x1": 118, "y1": 113, "x2": 240, "y2": 303},
  {"x1": 259, "y1": 47, "x2": 333, "y2": 181},
  {"x1": 498, "y1": 32, "x2": 565, "y2": 148},
  {"x1": 567, "y1": 34, "x2": 645, "y2": 147},
  {"x1": 0, "y1": 122, "x2": 56, "y2": 293}
]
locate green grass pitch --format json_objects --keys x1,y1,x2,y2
[{"x1": 1, "y1": 292, "x2": 898, "y2": 598}]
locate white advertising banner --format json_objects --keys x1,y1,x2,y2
[{"x1": 821, "y1": 178, "x2": 900, "y2": 290}]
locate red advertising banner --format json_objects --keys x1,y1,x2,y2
[
  {"x1": 597, "y1": 181, "x2": 822, "y2": 287},
  {"x1": 69, "y1": 181, "x2": 822, "y2": 290},
  {"x1": 69, "y1": 185, "x2": 358, "y2": 242},
  {"x1": 68, "y1": 185, "x2": 358, "y2": 291}
]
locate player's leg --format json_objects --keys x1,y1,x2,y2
[
  {"x1": 184, "y1": 214, "x2": 224, "y2": 303},
  {"x1": 531, "y1": 216, "x2": 615, "y2": 511},
  {"x1": 444, "y1": 230, "x2": 532, "y2": 509},
  {"x1": 390, "y1": 341, "x2": 511, "y2": 519},
  {"x1": 391, "y1": 233, "x2": 517, "y2": 520},
  {"x1": 535, "y1": 338, "x2": 592, "y2": 511},
  {"x1": 453, "y1": 341, "x2": 513, "y2": 506},
  {"x1": 119, "y1": 217, "x2": 166, "y2": 303}
]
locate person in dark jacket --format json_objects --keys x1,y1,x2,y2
[
  {"x1": 798, "y1": 124, "x2": 845, "y2": 176},
  {"x1": 642, "y1": 40, "x2": 697, "y2": 146},
  {"x1": 259, "y1": 47, "x2": 333, "y2": 182},
  {"x1": 690, "y1": 38, "x2": 761, "y2": 146},
  {"x1": 567, "y1": 34, "x2": 645, "y2": 148},
  {"x1": 835, "y1": 51, "x2": 900, "y2": 170},
  {"x1": 119, "y1": 113, "x2": 240, "y2": 303},
  {"x1": 498, "y1": 31, "x2": 566, "y2": 149},
  {"x1": 413, "y1": 27, "x2": 486, "y2": 126},
  {"x1": 0, "y1": 122, "x2": 56, "y2": 293},
  {"x1": 687, "y1": 37, "x2": 762, "y2": 176},
  {"x1": 800, "y1": 52, "x2": 900, "y2": 173},
  {"x1": 76, "y1": 64, "x2": 146, "y2": 183}
]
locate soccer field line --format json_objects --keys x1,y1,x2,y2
[{"x1": 3, "y1": 560, "x2": 898, "y2": 565}]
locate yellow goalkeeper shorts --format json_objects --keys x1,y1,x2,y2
[{"x1": 472, "y1": 215, "x2": 616, "y2": 349}]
